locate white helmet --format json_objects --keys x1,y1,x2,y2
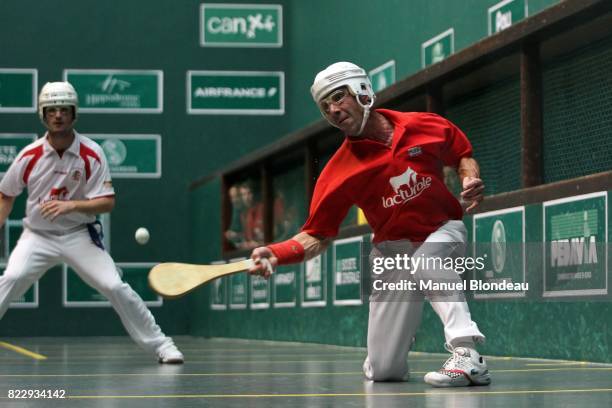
[
  {"x1": 311, "y1": 62, "x2": 375, "y2": 135},
  {"x1": 38, "y1": 81, "x2": 78, "y2": 122}
]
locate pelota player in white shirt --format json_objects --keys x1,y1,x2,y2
[{"x1": 0, "y1": 82, "x2": 183, "y2": 364}]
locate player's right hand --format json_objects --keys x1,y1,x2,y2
[
  {"x1": 460, "y1": 176, "x2": 485, "y2": 213},
  {"x1": 249, "y1": 247, "x2": 277, "y2": 279}
]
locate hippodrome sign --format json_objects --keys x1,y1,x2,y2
[
  {"x1": 488, "y1": 0, "x2": 528, "y2": 35},
  {"x1": 369, "y1": 60, "x2": 396, "y2": 93},
  {"x1": 421, "y1": 28, "x2": 455, "y2": 68},
  {"x1": 86, "y1": 134, "x2": 161, "y2": 179},
  {"x1": 64, "y1": 69, "x2": 163, "y2": 113},
  {"x1": 210, "y1": 261, "x2": 228, "y2": 310},
  {"x1": 62, "y1": 263, "x2": 161, "y2": 307},
  {"x1": 333, "y1": 236, "x2": 363, "y2": 306},
  {"x1": 229, "y1": 258, "x2": 248, "y2": 309},
  {"x1": 473, "y1": 206, "x2": 526, "y2": 299},
  {"x1": 200, "y1": 3, "x2": 282, "y2": 47},
  {"x1": 0, "y1": 69, "x2": 37, "y2": 112},
  {"x1": 187, "y1": 71, "x2": 284, "y2": 115},
  {"x1": 250, "y1": 274, "x2": 270, "y2": 310},
  {"x1": 273, "y1": 264, "x2": 297, "y2": 308},
  {"x1": 543, "y1": 192, "x2": 608, "y2": 297},
  {"x1": 302, "y1": 252, "x2": 327, "y2": 307},
  {"x1": 0, "y1": 134, "x2": 37, "y2": 175}
]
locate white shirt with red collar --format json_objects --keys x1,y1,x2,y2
[{"x1": 0, "y1": 131, "x2": 115, "y2": 232}]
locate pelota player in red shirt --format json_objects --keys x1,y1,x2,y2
[{"x1": 249, "y1": 62, "x2": 490, "y2": 387}]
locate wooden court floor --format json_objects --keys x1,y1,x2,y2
[{"x1": 0, "y1": 336, "x2": 611, "y2": 407}]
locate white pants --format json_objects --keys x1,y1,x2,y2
[
  {"x1": 363, "y1": 220, "x2": 485, "y2": 381},
  {"x1": 0, "y1": 228, "x2": 171, "y2": 354}
]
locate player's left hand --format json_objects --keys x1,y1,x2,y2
[
  {"x1": 40, "y1": 200, "x2": 76, "y2": 221},
  {"x1": 461, "y1": 176, "x2": 484, "y2": 213}
]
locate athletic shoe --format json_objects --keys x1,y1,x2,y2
[
  {"x1": 424, "y1": 344, "x2": 491, "y2": 387},
  {"x1": 156, "y1": 340, "x2": 184, "y2": 364}
]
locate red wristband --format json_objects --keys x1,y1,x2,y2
[{"x1": 267, "y1": 239, "x2": 305, "y2": 265}]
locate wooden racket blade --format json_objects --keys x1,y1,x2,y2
[{"x1": 148, "y1": 259, "x2": 254, "y2": 299}]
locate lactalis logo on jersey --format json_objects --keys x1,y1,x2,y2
[
  {"x1": 382, "y1": 167, "x2": 432, "y2": 208},
  {"x1": 49, "y1": 187, "x2": 68, "y2": 201}
]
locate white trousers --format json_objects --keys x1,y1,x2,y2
[
  {"x1": 0, "y1": 228, "x2": 170, "y2": 354},
  {"x1": 363, "y1": 220, "x2": 485, "y2": 381}
]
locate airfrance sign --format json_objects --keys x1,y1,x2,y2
[
  {"x1": 187, "y1": 70, "x2": 284, "y2": 115},
  {"x1": 64, "y1": 69, "x2": 163, "y2": 113},
  {"x1": 200, "y1": 3, "x2": 283, "y2": 47}
]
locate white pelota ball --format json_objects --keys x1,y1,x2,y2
[{"x1": 135, "y1": 227, "x2": 150, "y2": 245}]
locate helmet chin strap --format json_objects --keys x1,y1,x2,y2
[
  {"x1": 356, "y1": 107, "x2": 370, "y2": 135},
  {"x1": 327, "y1": 107, "x2": 370, "y2": 135},
  {"x1": 355, "y1": 95, "x2": 374, "y2": 136}
]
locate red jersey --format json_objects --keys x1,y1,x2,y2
[{"x1": 301, "y1": 110, "x2": 472, "y2": 243}]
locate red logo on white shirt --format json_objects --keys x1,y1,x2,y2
[
  {"x1": 49, "y1": 187, "x2": 69, "y2": 201},
  {"x1": 382, "y1": 167, "x2": 432, "y2": 208}
]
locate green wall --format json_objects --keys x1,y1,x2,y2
[{"x1": 286, "y1": 0, "x2": 561, "y2": 130}]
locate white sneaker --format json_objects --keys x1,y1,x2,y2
[
  {"x1": 424, "y1": 345, "x2": 491, "y2": 387},
  {"x1": 156, "y1": 341, "x2": 184, "y2": 364}
]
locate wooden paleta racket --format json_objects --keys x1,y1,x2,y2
[{"x1": 148, "y1": 259, "x2": 255, "y2": 299}]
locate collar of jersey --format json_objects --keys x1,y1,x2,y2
[{"x1": 42, "y1": 131, "x2": 81, "y2": 157}]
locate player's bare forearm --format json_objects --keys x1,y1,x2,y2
[
  {"x1": 457, "y1": 157, "x2": 480, "y2": 182},
  {"x1": 72, "y1": 196, "x2": 115, "y2": 215},
  {"x1": 249, "y1": 232, "x2": 331, "y2": 278},
  {"x1": 457, "y1": 157, "x2": 485, "y2": 213},
  {"x1": 0, "y1": 193, "x2": 15, "y2": 228},
  {"x1": 293, "y1": 231, "x2": 331, "y2": 261},
  {"x1": 40, "y1": 196, "x2": 115, "y2": 221}
]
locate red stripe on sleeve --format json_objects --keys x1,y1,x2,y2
[
  {"x1": 79, "y1": 144, "x2": 101, "y2": 181},
  {"x1": 19, "y1": 145, "x2": 44, "y2": 184}
]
